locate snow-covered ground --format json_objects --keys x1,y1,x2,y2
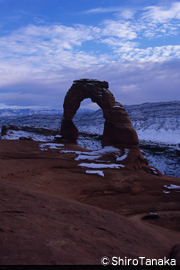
[
  {"x1": 1, "y1": 101, "x2": 179, "y2": 145},
  {"x1": 1, "y1": 129, "x2": 54, "y2": 142},
  {"x1": 39, "y1": 143, "x2": 126, "y2": 178},
  {"x1": 74, "y1": 101, "x2": 180, "y2": 145},
  {"x1": 0, "y1": 100, "x2": 180, "y2": 177},
  {"x1": 143, "y1": 148, "x2": 180, "y2": 177},
  {"x1": 1, "y1": 128, "x2": 179, "y2": 177}
]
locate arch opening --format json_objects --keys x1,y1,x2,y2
[
  {"x1": 72, "y1": 98, "x2": 103, "y2": 150},
  {"x1": 75, "y1": 98, "x2": 100, "y2": 113}
]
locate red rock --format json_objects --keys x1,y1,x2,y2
[
  {"x1": 1, "y1": 125, "x2": 8, "y2": 136},
  {"x1": 19, "y1": 136, "x2": 33, "y2": 141},
  {"x1": 61, "y1": 79, "x2": 138, "y2": 146},
  {"x1": 170, "y1": 244, "x2": 180, "y2": 265},
  {"x1": 0, "y1": 140, "x2": 180, "y2": 265},
  {"x1": 60, "y1": 79, "x2": 148, "y2": 171},
  {"x1": 61, "y1": 119, "x2": 78, "y2": 141}
]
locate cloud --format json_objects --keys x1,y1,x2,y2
[
  {"x1": 0, "y1": 92, "x2": 45, "y2": 107},
  {"x1": 143, "y1": 2, "x2": 180, "y2": 23},
  {"x1": 33, "y1": 15, "x2": 47, "y2": 24},
  {"x1": 1, "y1": 1, "x2": 180, "y2": 72},
  {"x1": 0, "y1": 2, "x2": 180, "y2": 108},
  {"x1": 121, "y1": 84, "x2": 141, "y2": 93},
  {"x1": 84, "y1": 7, "x2": 123, "y2": 13},
  {"x1": 1, "y1": 59, "x2": 180, "y2": 108},
  {"x1": 101, "y1": 20, "x2": 137, "y2": 40},
  {"x1": 0, "y1": 23, "x2": 104, "y2": 75},
  {"x1": 100, "y1": 60, "x2": 180, "y2": 105},
  {"x1": 116, "y1": 45, "x2": 180, "y2": 61},
  {"x1": 120, "y1": 9, "x2": 135, "y2": 19},
  {"x1": 84, "y1": 6, "x2": 135, "y2": 19}
]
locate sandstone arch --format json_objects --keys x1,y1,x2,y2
[{"x1": 60, "y1": 79, "x2": 139, "y2": 148}]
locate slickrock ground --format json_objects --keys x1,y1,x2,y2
[{"x1": 0, "y1": 140, "x2": 180, "y2": 265}]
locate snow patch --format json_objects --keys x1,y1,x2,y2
[
  {"x1": 164, "y1": 184, "x2": 180, "y2": 190},
  {"x1": 150, "y1": 167, "x2": 158, "y2": 175},
  {"x1": 1, "y1": 130, "x2": 54, "y2": 142},
  {"x1": 75, "y1": 146, "x2": 121, "y2": 161},
  {"x1": 116, "y1": 149, "x2": 129, "y2": 162},
  {"x1": 62, "y1": 146, "x2": 121, "y2": 161},
  {"x1": 89, "y1": 146, "x2": 121, "y2": 156},
  {"x1": 75, "y1": 155, "x2": 101, "y2": 161},
  {"x1": 86, "y1": 170, "x2": 104, "y2": 177},
  {"x1": 60, "y1": 150, "x2": 89, "y2": 155},
  {"x1": 54, "y1": 135, "x2": 62, "y2": 138},
  {"x1": 40, "y1": 143, "x2": 64, "y2": 150},
  {"x1": 61, "y1": 146, "x2": 125, "y2": 170},
  {"x1": 79, "y1": 163, "x2": 125, "y2": 169}
]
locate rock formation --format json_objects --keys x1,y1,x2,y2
[
  {"x1": 60, "y1": 79, "x2": 160, "y2": 172},
  {"x1": 61, "y1": 79, "x2": 138, "y2": 146},
  {"x1": 1, "y1": 125, "x2": 8, "y2": 136}
]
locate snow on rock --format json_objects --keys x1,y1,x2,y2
[
  {"x1": 91, "y1": 146, "x2": 121, "y2": 155},
  {"x1": 79, "y1": 163, "x2": 125, "y2": 169},
  {"x1": 116, "y1": 149, "x2": 129, "y2": 162},
  {"x1": 1, "y1": 100, "x2": 179, "y2": 177},
  {"x1": 40, "y1": 143, "x2": 64, "y2": 150},
  {"x1": 75, "y1": 155, "x2": 101, "y2": 161},
  {"x1": 61, "y1": 146, "x2": 126, "y2": 170},
  {"x1": 86, "y1": 170, "x2": 104, "y2": 177},
  {"x1": 1, "y1": 130, "x2": 54, "y2": 142},
  {"x1": 80, "y1": 146, "x2": 120, "y2": 157},
  {"x1": 67, "y1": 146, "x2": 122, "y2": 162},
  {"x1": 164, "y1": 184, "x2": 180, "y2": 190},
  {"x1": 163, "y1": 184, "x2": 180, "y2": 194},
  {"x1": 60, "y1": 150, "x2": 85, "y2": 155},
  {"x1": 149, "y1": 167, "x2": 159, "y2": 175}
]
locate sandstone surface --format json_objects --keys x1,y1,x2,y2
[{"x1": 0, "y1": 140, "x2": 180, "y2": 265}]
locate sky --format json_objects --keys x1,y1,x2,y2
[{"x1": 0, "y1": 0, "x2": 180, "y2": 110}]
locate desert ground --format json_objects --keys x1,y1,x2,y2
[{"x1": 0, "y1": 139, "x2": 180, "y2": 265}]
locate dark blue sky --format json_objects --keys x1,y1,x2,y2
[{"x1": 0, "y1": 0, "x2": 180, "y2": 110}]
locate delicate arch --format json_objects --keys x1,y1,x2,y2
[{"x1": 60, "y1": 79, "x2": 138, "y2": 147}]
